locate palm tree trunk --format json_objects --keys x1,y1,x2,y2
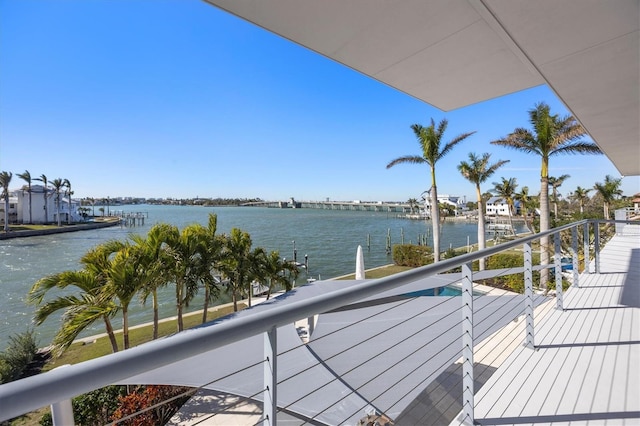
[
  {"x1": 43, "y1": 192, "x2": 48, "y2": 224},
  {"x1": 232, "y1": 291, "x2": 238, "y2": 312},
  {"x1": 3, "y1": 199, "x2": 8, "y2": 231},
  {"x1": 476, "y1": 186, "x2": 486, "y2": 271},
  {"x1": 103, "y1": 316, "x2": 119, "y2": 353},
  {"x1": 122, "y1": 307, "x2": 129, "y2": 350},
  {"x1": 431, "y1": 184, "x2": 441, "y2": 262},
  {"x1": 28, "y1": 191, "x2": 32, "y2": 224},
  {"x1": 176, "y1": 284, "x2": 184, "y2": 332},
  {"x1": 539, "y1": 174, "x2": 551, "y2": 290},
  {"x1": 508, "y1": 205, "x2": 517, "y2": 237},
  {"x1": 202, "y1": 286, "x2": 210, "y2": 324},
  {"x1": 152, "y1": 289, "x2": 159, "y2": 340}
]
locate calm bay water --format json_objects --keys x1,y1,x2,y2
[{"x1": 0, "y1": 205, "x2": 508, "y2": 349}]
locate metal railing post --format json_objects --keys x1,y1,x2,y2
[
  {"x1": 583, "y1": 222, "x2": 590, "y2": 274},
  {"x1": 51, "y1": 399, "x2": 74, "y2": 426},
  {"x1": 554, "y1": 233, "x2": 563, "y2": 310},
  {"x1": 572, "y1": 226, "x2": 579, "y2": 288},
  {"x1": 461, "y1": 262, "x2": 474, "y2": 425},
  {"x1": 594, "y1": 222, "x2": 601, "y2": 274},
  {"x1": 50, "y1": 365, "x2": 74, "y2": 426},
  {"x1": 524, "y1": 242, "x2": 535, "y2": 348},
  {"x1": 264, "y1": 327, "x2": 277, "y2": 426}
]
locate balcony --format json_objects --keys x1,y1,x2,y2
[{"x1": 0, "y1": 217, "x2": 638, "y2": 425}]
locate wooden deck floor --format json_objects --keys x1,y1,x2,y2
[{"x1": 451, "y1": 231, "x2": 640, "y2": 425}]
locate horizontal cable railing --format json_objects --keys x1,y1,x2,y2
[{"x1": 0, "y1": 219, "x2": 637, "y2": 425}]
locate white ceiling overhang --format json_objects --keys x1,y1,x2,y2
[{"x1": 203, "y1": 0, "x2": 639, "y2": 176}]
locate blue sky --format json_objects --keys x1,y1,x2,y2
[{"x1": 1, "y1": 0, "x2": 638, "y2": 203}]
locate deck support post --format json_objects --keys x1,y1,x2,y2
[
  {"x1": 554, "y1": 233, "x2": 563, "y2": 310},
  {"x1": 461, "y1": 262, "x2": 474, "y2": 425},
  {"x1": 264, "y1": 327, "x2": 277, "y2": 426},
  {"x1": 583, "y1": 222, "x2": 590, "y2": 274},
  {"x1": 524, "y1": 242, "x2": 535, "y2": 348},
  {"x1": 572, "y1": 227, "x2": 579, "y2": 288},
  {"x1": 594, "y1": 222, "x2": 601, "y2": 274}
]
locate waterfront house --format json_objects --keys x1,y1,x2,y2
[
  {"x1": 485, "y1": 196, "x2": 521, "y2": 217},
  {"x1": 10, "y1": 185, "x2": 81, "y2": 224}
]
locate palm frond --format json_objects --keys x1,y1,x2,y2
[{"x1": 386, "y1": 156, "x2": 425, "y2": 169}]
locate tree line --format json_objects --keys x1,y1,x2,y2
[
  {"x1": 27, "y1": 213, "x2": 297, "y2": 357},
  {"x1": 387, "y1": 102, "x2": 630, "y2": 287}
]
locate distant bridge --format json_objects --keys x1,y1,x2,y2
[{"x1": 241, "y1": 200, "x2": 417, "y2": 213}]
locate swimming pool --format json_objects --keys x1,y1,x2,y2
[{"x1": 403, "y1": 286, "x2": 482, "y2": 297}]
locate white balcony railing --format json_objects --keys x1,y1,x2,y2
[{"x1": 0, "y1": 219, "x2": 637, "y2": 425}]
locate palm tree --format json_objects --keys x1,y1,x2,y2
[
  {"x1": 492, "y1": 177, "x2": 519, "y2": 237},
  {"x1": 407, "y1": 198, "x2": 419, "y2": 215},
  {"x1": 197, "y1": 214, "x2": 224, "y2": 323},
  {"x1": 457, "y1": 153, "x2": 509, "y2": 270},
  {"x1": 17, "y1": 170, "x2": 33, "y2": 224},
  {"x1": 220, "y1": 228, "x2": 253, "y2": 311},
  {"x1": 594, "y1": 175, "x2": 623, "y2": 219},
  {"x1": 515, "y1": 186, "x2": 537, "y2": 233},
  {"x1": 63, "y1": 178, "x2": 73, "y2": 224},
  {"x1": 0, "y1": 171, "x2": 12, "y2": 232},
  {"x1": 27, "y1": 242, "x2": 126, "y2": 355},
  {"x1": 105, "y1": 242, "x2": 140, "y2": 350},
  {"x1": 548, "y1": 174, "x2": 570, "y2": 219},
  {"x1": 257, "y1": 249, "x2": 298, "y2": 299},
  {"x1": 35, "y1": 174, "x2": 49, "y2": 224},
  {"x1": 387, "y1": 118, "x2": 475, "y2": 262},
  {"x1": 569, "y1": 186, "x2": 592, "y2": 215},
  {"x1": 166, "y1": 223, "x2": 207, "y2": 331},
  {"x1": 130, "y1": 223, "x2": 177, "y2": 339},
  {"x1": 491, "y1": 102, "x2": 601, "y2": 289},
  {"x1": 50, "y1": 178, "x2": 65, "y2": 227}
]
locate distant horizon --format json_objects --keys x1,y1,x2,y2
[{"x1": 2, "y1": 1, "x2": 638, "y2": 202}]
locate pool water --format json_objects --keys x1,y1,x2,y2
[{"x1": 403, "y1": 286, "x2": 480, "y2": 297}]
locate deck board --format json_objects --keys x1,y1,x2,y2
[{"x1": 450, "y1": 232, "x2": 640, "y2": 425}]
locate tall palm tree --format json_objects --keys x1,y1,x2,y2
[
  {"x1": 0, "y1": 171, "x2": 12, "y2": 232},
  {"x1": 35, "y1": 174, "x2": 49, "y2": 224},
  {"x1": 63, "y1": 178, "x2": 73, "y2": 224},
  {"x1": 197, "y1": 214, "x2": 223, "y2": 323},
  {"x1": 387, "y1": 118, "x2": 475, "y2": 262},
  {"x1": 515, "y1": 186, "x2": 537, "y2": 233},
  {"x1": 492, "y1": 177, "x2": 519, "y2": 237},
  {"x1": 166, "y1": 223, "x2": 206, "y2": 331},
  {"x1": 457, "y1": 153, "x2": 509, "y2": 270},
  {"x1": 594, "y1": 175, "x2": 623, "y2": 219},
  {"x1": 220, "y1": 228, "x2": 253, "y2": 311},
  {"x1": 569, "y1": 186, "x2": 592, "y2": 215},
  {"x1": 491, "y1": 102, "x2": 601, "y2": 289},
  {"x1": 17, "y1": 170, "x2": 33, "y2": 224},
  {"x1": 548, "y1": 174, "x2": 570, "y2": 219},
  {"x1": 50, "y1": 178, "x2": 65, "y2": 227},
  {"x1": 105, "y1": 242, "x2": 140, "y2": 350},
  {"x1": 130, "y1": 223, "x2": 177, "y2": 339}
]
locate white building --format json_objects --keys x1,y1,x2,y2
[
  {"x1": 9, "y1": 185, "x2": 81, "y2": 224},
  {"x1": 422, "y1": 193, "x2": 467, "y2": 216},
  {"x1": 485, "y1": 196, "x2": 520, "y2": 216}
]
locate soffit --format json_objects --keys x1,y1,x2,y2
[{"x1": 203, "y1": 0, "x2": 640, "y2": 176}]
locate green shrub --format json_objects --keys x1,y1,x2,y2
[
  {"x1": 0, "y1": 329, "x2": 38, "y2": 384},
  {"x1": 40, "y1": 385, "x2": 128, "y2": 426},
  {"x1": 485, "y1": 253, "x2": 543, "y2": 293},
  {"x1": 392, "y1": 244, "x2": 433, "y2": 267}
]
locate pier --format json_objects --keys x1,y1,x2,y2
[{"x1": 111, "y1": 210, "x2": 149, "y2": 227}]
